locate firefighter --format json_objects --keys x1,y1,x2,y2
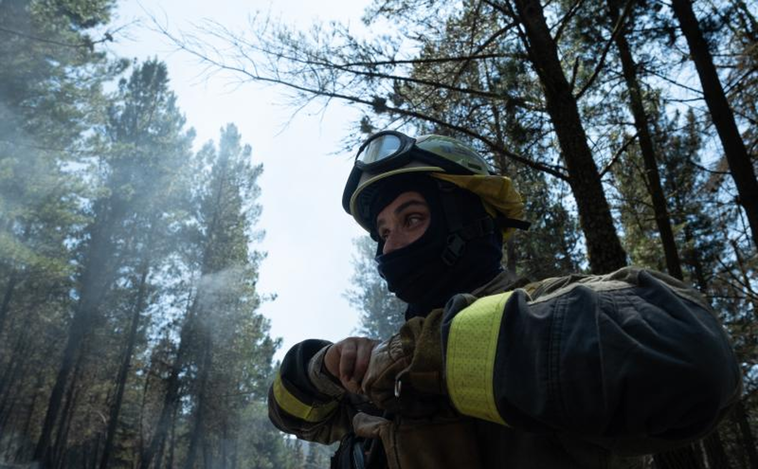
[{"x1": 269, "y1": 130, "x2": 741, "y2": 469}]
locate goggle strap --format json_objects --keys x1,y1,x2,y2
[{"x1": 495, "y1": 215, "x2": 531, "y2": 231}]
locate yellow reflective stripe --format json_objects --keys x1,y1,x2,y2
[
  {"x1": 446, "y1": 291, "x2": 512, "y2": 425},
  {"x1": 272, "y1": 373, "x2": 338, "y2": 423}
]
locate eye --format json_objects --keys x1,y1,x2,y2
[{"x1": 405, "y1": 213, "x2": 425, "y2": 228}]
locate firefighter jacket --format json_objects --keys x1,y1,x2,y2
[{"x1": 268, "y1": 267, "x2": 742, "y2": 468}]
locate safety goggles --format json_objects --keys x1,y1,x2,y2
[
  {"x1": 344, "y1": 131, "x2": 496, "y2": 222},
  {"x1": 355, "y1": 131, "x2": 418, "y2": 172},
  {"x1": 354, "y1": 130, "x2": 491, "y2": 176}
]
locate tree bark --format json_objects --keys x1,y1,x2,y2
[
  {"x1": 99, "y1": 266, "x2": 150, "y2": 469},
  {"x1": 0, "y1": 333, "x2": 30, "y2": 411},
  {"x1": 183, "y1": 340, "x2": 212, "y2": 469},
  {"x1": 139, "y1": 303, "x2": 195, "y2": 469},
  {"x1": 0, "y1": 340, "x2": 31, "y2": 436},
  {"x1": 701, "y1": 430, "x2": 732, "y2": 469},
  {"x1": 505, "y1": 236, "x2": 517, "y2": 276},
  {"x1": 730, "y1": 239, "x2": 758, "y2": 317},
  {"x1": 34, "y1": 209, "x2": 118, "y2": 465},
  {"x1": 670, "y1": 0, "x2": 758, "y2": 250},
  {"x1": 0, "y1": 270, "x2": 19, "y2": 337},
  {"x1": 511, "y1": 0, "x2": 627, "y2": 274},
  {"x1": 221, "y1": 418, "x2": 229, "y2": 469},
  {"x1": 15, "y1": 379, "x2": 42, "y2": 462},
  {"x1": 653, "y1": 443, "x2": 704, "y2": 469},
  {"x1": 607, "y1": 0, "x2": 683, "y2": 280},
  {"x1": 165, "y1": 407, "x2": 177, "y2": 469},
  {"x1": 140, "y1": 349, "x2": 183, "y2": 469},
  {"x1": 51, "y1": 352, "x2": 85, "y2": 469},
  {"x1": 34, "y1": 295, "x2": 98, "y2": 466},
  {"x1": 733, "y1": 400, "x2": 758, "y2": 469}
]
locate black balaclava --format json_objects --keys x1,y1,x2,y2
[{"x1": 368, "y1": 173, "x2": 504, "y2": 319}]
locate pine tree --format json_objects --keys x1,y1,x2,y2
[
  {"x1": 671, "y1": 0, "x2": 758, "y2": 250},
  {"x1": 96, "y1": 58, "x2": 195, "y2": 469},
  {"x1": 141, "y1": 124, "x2": 279, "y2": 469},
  {"x1": 35, "y1": 58, "x2": 194, "y2": 467},
  {"x1": 0, "y1": 0, "x2": 122, "y2": 463},
  {"x1": 345, "y1": 236, "x2": 405, "y2": 339}
]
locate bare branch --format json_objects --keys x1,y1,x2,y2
[
  {"x1": 340, "y1": 53, "x2": 519, "y2": 68},
  {"x1": 575, "y1": 0, "x2": 636, "y2": 101},
  {"x1": 151, "y1": 8, "x2": 571, "y2": 181},
  {"x1": 451, "y1": 21, "x2": 520, "y2": 86},
  {"x1": 0, "y1": 23, "x2": 130, "y2": 49},
  {"x1": 552, "y1": 0, "x2": 588, "y2": 43},
  {"x1": 600, "y1": 131, "x2": 639, "y2": 178},
  {"x1": 642, "y1": 64, "x2": 705, "y2": 95}
]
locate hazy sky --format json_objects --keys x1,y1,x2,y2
[{"x1": 111, "y1": 0, "x2": 375, "y2": 359}]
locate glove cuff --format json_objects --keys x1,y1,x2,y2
[
  {"x1": 307, "y1": 344, "x2": 346, "y2": 399},
  {"x1": 403, "y1": 308, "x2": 447, "y2": 395}
]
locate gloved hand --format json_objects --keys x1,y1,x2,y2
[
  {"x1": 360, "y1": 308, "x2": 450, "y2": 413},
  {"x1": 352, "y1": 410, "x2": 485, "y2": 469},
  {"x1": 323, "y1": 337, "x2": 380, "y2": 394}
]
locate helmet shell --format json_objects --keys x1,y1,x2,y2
[
  {"x1": 344, "y1": 134, "x2": 504, "y2": 232},
  {"x1": 414, "y1": 135, "x2": 492, "y2": 175}
]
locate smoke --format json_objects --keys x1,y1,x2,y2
[{"x1": 196, "y1": 265, "x2": 248, "y2": 310}]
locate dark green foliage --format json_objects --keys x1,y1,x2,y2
[{"x1": 0, "y1": 3, "x2": 293, "y2": 465}]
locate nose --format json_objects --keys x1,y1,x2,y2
[{"x1": 382, "y1": 230, "x2": 411, "y2": 255}]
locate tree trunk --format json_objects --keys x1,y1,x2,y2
[
  {"x1": 89, "y1": 433, "x2": 101, "y2": 469},
  {"x1": 607, "y1": 0, "x2": 683, "y2": 280},
  {"x1": 51, "y1": 380, "x2": 81, "y2": 469},
  {"x1": 733, "y1": 400, "x2": 758, "y2": 469},
  {"x1": 203, "y1": 435, "x2": 212, "y2": 469},
  {"x1": 15, "y1": 379, "x2": 42, "y2": 462},
  {"x1": 670, "y1": 0, "x2": 758, "y2": 250},
  {"x1": 0, "y1": 270, "x2": 19, "y2": 337},
  {"x1": 732, "y1": 0, "x2": 758, "y2": 41},
  {"x1": 139, "y1": 307, "x2": 195, "y2": 469},
  {"x1": 230, "y1": 436, "x2": 238, "y2": 469},
  {"x1": 730, "y1": 239, "x2": 758, "y2": 317},
  {"x1": 34, "y1": 213, "x2": 117, "y2": 465},
  {"x1": 183, "y1": 341, "x2": 212, "y2": 469},
  {"x1": 684, "y1": 223, "x2": 708, "y2": 292},
  {"x1": 34, "y1": 297, "x2": 97, "y2": 466},
  {"x1": 511, "y1": 0, "x2": 627, "y2": 274},
  {"x1": 221, "y1": 419, "x2": 229, "y2": 469},
  {"x1": 51, "y1": 352, "x2": 85, "y2": 469},
  {"x1": 99, "y1": 266, "x2": 150, "y2": 469},
  {"x1": 653, "y1": 443, "x2": 704, "y2": 469},
  {"x1": 701, "y1": 430, "x2": 731, "y2": 469},
  {"x1": 505, "y1": 236, "x2": 517, "y2": 275},
  {"x1": 153, "y1": 437, "x2": 165, "y2": 469},
  {"x1": 166, "y1": 407, "x2": 177, "y2": 469},
  {"x1": 0, "y1": 334, "x2": 30, "y2": 414},
  {"x1": 140, "y1": 358, "x2": 181, "y2": 469},
  {"x1": 0, "y1": 341, "x2": 31, "y2": 440}
]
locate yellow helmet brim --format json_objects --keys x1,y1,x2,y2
[
  {"x1": 349, "y1": 165, "x2": 444, "y2": 232},
  {"x1": 431, "y1": 173, "x2": 527, "y2": 241}
]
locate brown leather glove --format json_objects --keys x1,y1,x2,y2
[
  {"x1": 361, "y1": 308, "x2": 448, "y2": 413},
  {"x1": 359, "y1": 332, "x2": 410, "y2": 411},
  {"x1": 352, "y1": 411, "x2": 484, "y2": 469}
]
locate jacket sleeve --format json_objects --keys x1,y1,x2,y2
[
  {"x1": 268, "y1": 339, "x2": 363, "y2": 444},
  {"x1": 440, "y1": 267, "x2": 742, "y2": 454}
]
